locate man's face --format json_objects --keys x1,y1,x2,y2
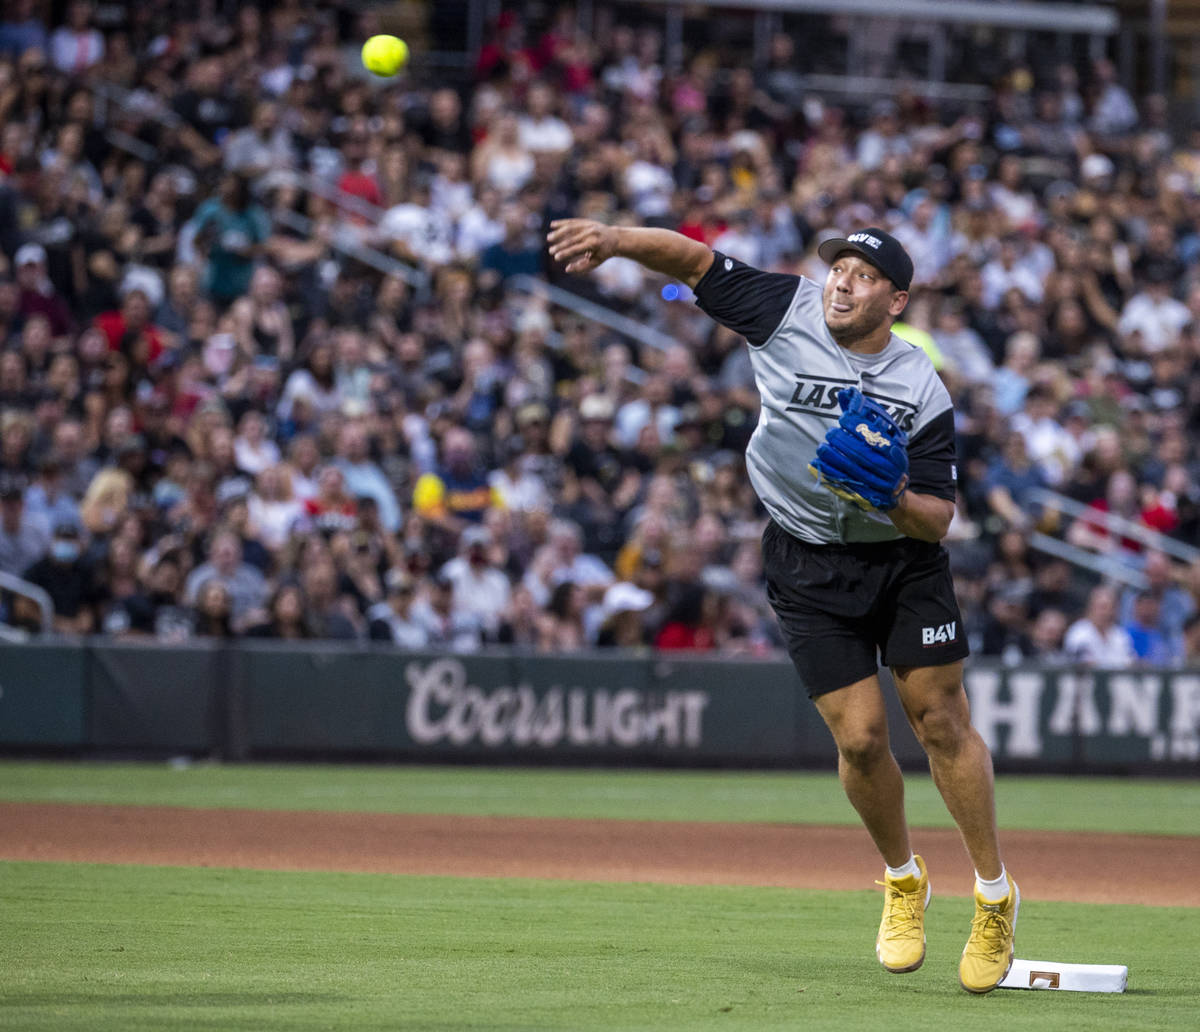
[{"x1": 821, "y1": 253, "x2": 905, "y2": 343}]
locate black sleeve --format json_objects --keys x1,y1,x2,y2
[
  {"x1": 692, "y1": 252, "x2": 799, "y2": 347},
  {"x1": 906, "y1": 407, "x2": 957, "y2": 501}
]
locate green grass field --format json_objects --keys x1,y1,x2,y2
[
  {"x1": 2, "y1": 762, "x2": 1198, "y2": 1030},
  {"x1": 2, "y1": 761, "x2": 1199, "y2": 834}
]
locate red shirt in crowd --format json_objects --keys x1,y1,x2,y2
[{"x1": 94, "y1": 310, "x2": 167, "y2": 362}]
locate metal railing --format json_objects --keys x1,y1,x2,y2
[
  {"x1": 635, "y1": 0, "x2": 1119, "y2": 32},
  {"x1": 1027, "y1": 487, "x2": 1200, "y2": 566},
  {"x1": 793, "y1": 74, "x2": 992, "y2": 105},
  {"x1": 508, "y1": 275, "x2": 678, "y2": 356},
  {"x1": 1027, "y1": 531, "x2": 1148, "y2": 590},
  {"x1": 0, "y1": 572, "x2": 55, "y2": 637}
]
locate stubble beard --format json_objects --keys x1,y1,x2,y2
[{"x1": 823, "y1": 297, "x2": 891, "y2": 349}]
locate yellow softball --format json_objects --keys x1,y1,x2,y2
[{"x1": 361, "y1": 35, "x2": 409, "y2": 77}]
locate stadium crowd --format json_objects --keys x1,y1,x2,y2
[{"x1": 1, "y1": 0, "x2": 1199, "y2": 666}]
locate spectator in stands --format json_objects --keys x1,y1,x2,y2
[
  {"x1": 1117, "y1": 262, "x2": 1190, "y2": 356},
  {"x1": 224, "y1": 101, "x2": 296, "y2": 177},
  {"x1": 93, "y1": 285, "x2": 168, "y2": 365},
  {"x1": 479, "y1": 202, "x2": 543, "y2": 284},
  {"x1": 931, "y1": 298, "x2": 993, "y2": 386},
  {"x1": 1184, "y1": 612, "x2": 1200, "y2": 666},
  {"x1": 14, "y1": 243, "x2": 73, "y2": 339},
  {"x1": 245, "y1": 583, "x2": 313, "y2": 640},
  {"x1": 0, "y1": 473, "x2": 47, "y2": 578},
  {"x1": 1027, "y1": 607, "x2": 1070, "y2": 664},
  {"x1": 301, "y1": 464, "x2": 358, "y2": 537},
  {"x1": 191, "y1": 579, "x2": 235, "y2": 638},
  {"x1": 595, "y1": 581, "x2": 653, "y2": 648},
  {"x1": 367, "y1": 567, "x2": 429, "y2": 647},
  {"x1": 1010, "y1": 385, "x2": 1080, "y2": 487},
  {"x1": 22, "y1": 522, "x2": 91, "y2": 634},
  {"x1": 1064, "y1": 585, "x2": 1136, "y2": 667},
  {"x1": 989, "y1": 331, "x2": 1041, "y2": 416},
  {"x1": 1123, "y1": 590, "x2": 1182, "y2": 667},
  {"x1": 1088, "y1": 58, "x2": 1139, "y2": 136},
  {"x1": 183, "y1": 528, "x2": 268, "y2": 626},
  {"x1": 413, "y1": 426, "x2": 499, "y2": 533},
  {"x1": 298, "y1": 556, "x2": 359, "y2": 640},
  {"x1": 48, "y1": 2, "x2": 103, "y2": 78},
  {"x1": 23, "y1": 457, "x2": 81, "y2": 533},
  {"x1": 439, "y1": 525, "x2": 511, "y2": 638},
  {"x1": 411, "y1": 569, "x2": 483, "y2": 650},
  {"x1": 331, "y1": 421, "x2": 399, "y2": 533},
  {"x1": 1119, "y1": 550, "x2": 1191, "y2": 639},
  {"x1": 981, "y1": 431, "x2": 1048, "y2": 533},
  {"x1": 0, "y1": 0, "x2": 47, "y2": 59},
  {"x1": 471, "y1": 110, "x2": 534, "y2": 197},
  {"x1": 230, "y1": 266, "x2": 295, "y2": 363},
  {"x1": 1066, "y1": 469, "x2": 1145, "y2": 560},
  {"x1": 233, "y1": 410, "x2": 280, "y2": 477},
  {"x1": 247, "y1": 464, "x2": 303, "y2": 552},
  {"x1": 190, "y1": 173, "x2": 271, "y2": 304},
  {"x1": 539, "y1": 579, "x2": 587, "y2": 650},
  {"x1": 518, "y1": 80, "x2": 573, "y2": 155}
]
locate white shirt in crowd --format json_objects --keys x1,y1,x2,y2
[
  {"x1": 378, "y1": 203, "x2": 456, "y2": 267},
  {"x1": 623, "y1": 160, "x2": 674, "y2": 218},
  {"x1": 439, "y1": 557, "x2": 512, "y2": 634},
  {"x1": 1117, "y1": 292, "x2": 1191, "y2": 354},
  {"x1": 247, "y1": 496, "x2": 304, "y2": 550},
  {"x1": 891, "y1": 221, "x2": 956, "y2": 285},
  {"x1": 1063, "y1": 618, "x2": 1136, "y2": 667},
  {"x1": 489, "y1": 467, "x2": 549, "y2": 513},
  {"x1": 517, "y1": 115, "x2": 573, "y2": 154},
  {"x1": 234, "y1": 437, "x2": 281, "y2": 477},
  {"x1": 711, "y1": 225, "x2": 763, "y2": 269},
  {"x1": 1010, "y1": 412, "x2": 1082, "y2": 486},
  {"x1": 981, "y1": 257, "x2": 1045, "y2": 308},
  {"x1": 593, "y1": 255, "x2": 646, "y2": 301},
  {"x1": 49, "y1": 27, "x2": 104, "y2": 75},
  {"x1": 457, "y1": 203, "x2": 505, "y2": 260}
]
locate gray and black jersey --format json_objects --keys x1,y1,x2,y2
[{"x1": 694, "y1": 252, "x2": 956, "y2": 546}]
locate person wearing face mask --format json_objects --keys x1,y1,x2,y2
[{"x1": 22, "y1": 522, "x2": 94, "y2": 634}]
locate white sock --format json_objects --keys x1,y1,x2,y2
[
  {"x1": 975, "y1": 867, "x2": 1009, "y2": 902},
  {"x1": 886, "y1": 856, "x2": 921, "y2": 881}
]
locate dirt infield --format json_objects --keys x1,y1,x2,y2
[{"x1": 2, "y1": 802, "x2": 1197, "y2": 906}]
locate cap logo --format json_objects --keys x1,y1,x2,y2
[{"x1": 847, "y1": 232, "x2": 882, "y2": 249}]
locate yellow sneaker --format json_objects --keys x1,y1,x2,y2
[
  {"x1": 875, "y1": 855, "x2": 930, "y2": 973},
  {"x1": 959, "y1": 876, "x2": 1020, "y2": 993}
]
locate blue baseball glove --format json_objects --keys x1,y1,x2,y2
[{"x1": 808, "y1": 388, "x2": 909, "y2": 511}]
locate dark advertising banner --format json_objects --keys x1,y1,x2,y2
[
  {"x1": 1, "y1": 640, "x2": 1198, "y2": 771},
  {"x1": 964, "y1": 667, "x2": 1200, "y2": 766},
  {"x1": 0, "y1": 643, "x2": 85, "y2": 746},
  {"x1": 87, "y1": 642, "x2": 225, "y2": 751}
]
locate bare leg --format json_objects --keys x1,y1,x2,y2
[
  {"x1": 814, "y1": 675, "x2": 912, "y2": 868},
  {"x1": 892, "y1": 661, "x2": 1002, "y2": 880}
]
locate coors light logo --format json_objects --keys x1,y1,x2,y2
[{"x1": 404, "y1": 658, "x2": 709, "y2": 749}]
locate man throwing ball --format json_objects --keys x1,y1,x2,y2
[{"x1": 548, "y1": 218, "x2": 1018, "y2": 993}]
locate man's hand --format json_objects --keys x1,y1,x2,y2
[{"x1": 548, "y1": 219, "x2": 619, "y2": 274}]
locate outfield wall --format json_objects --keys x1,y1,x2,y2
[{"x1": 1, "y1": 640, "x2": 1197, "y2": 772}]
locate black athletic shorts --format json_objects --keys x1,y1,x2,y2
[{"x1": 762, "y1": 519, "x2": 969, "y2": 697}]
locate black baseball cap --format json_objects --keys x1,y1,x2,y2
[{"x1": 818, "y1": 228, "x2": 913, "y2": 292}]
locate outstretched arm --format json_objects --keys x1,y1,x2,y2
[{"x1": 548, "y1": 219, "x2": 714, "y2": 288}]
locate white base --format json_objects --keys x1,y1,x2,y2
[{"x1": 999, "y1": 958, "x2": 1128, "y2": 993}]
